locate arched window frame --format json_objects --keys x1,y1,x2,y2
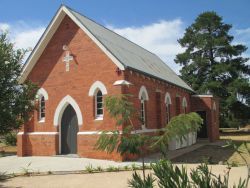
[
  {"x1": 182, "y1": 97, "x2": 188, "y2": 114},
  {"x1": 165, "y1": 92, "x2": 172, "y2": 124},
  {"x1": 88, "y1": 81, "x2": 108, "y2": 121},
  {"x1": 138, "y1": 86, "x2": 149, "y2": 129},
  {"x1": 95, "y1": 89, "x2": 104, "y2": 120},
  {"x1": 36, "y1": 88, "x2": 48, "y2": 123}
]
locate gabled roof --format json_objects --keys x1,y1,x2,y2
[{"x1": 20, "y1": 5, "x2": 193, "y2": 92}]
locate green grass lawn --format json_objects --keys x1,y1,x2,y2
[
  {"x1": 0, "y1": 142, "x2": 17, "y2": 157},
  {"x1": 172, "y1": 131, "x2": 250, "y2": 166}
]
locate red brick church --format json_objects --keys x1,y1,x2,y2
[{"x1": 17, "y1": 5, "x2": 219, "y2": 160}]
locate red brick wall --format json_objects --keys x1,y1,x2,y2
[
  {"x1": 191, "y1": 96, "x2": 219, "y2": 141},
  {"x1": 18, "y1": 14, "x2": 218, "y2": 160},
  {"x1": 18, "y1": 15, "x2": 124, "y2": 158},
  {"x1": 77, "y1": 134, "x2": 122, "y2": 161},
  {"x1": 26, "y1": 15, "x2": 123, "y2": 132},
  {"x1": 123, "y1": 70, "x2": 192, "y2": 130}
]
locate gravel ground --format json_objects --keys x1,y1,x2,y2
[{"x1": 0, "y1": 165, "x2": 248, "y2": 188}]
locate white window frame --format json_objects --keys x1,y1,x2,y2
[{"x1": 95, "y1": 90, "x2": 104, "y2": 120}]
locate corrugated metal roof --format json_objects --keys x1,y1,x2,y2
[{"x1": 68, "y1": 7, "x2": 193, "y2": 92}]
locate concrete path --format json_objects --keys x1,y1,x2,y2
[
  {"x1": 0, "y1": 140, "x2": 224, "y2": 175},
  {"x1": 0, "y1": 156, "x2": 140, "y2": 174}
]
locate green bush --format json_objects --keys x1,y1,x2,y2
[
  {"x1": 128, "y1": 160, "x2": 248, "y2": 188},
  {"x1": 3, "y1": 132, "x2": 17, "y2": 146},
  {"x1": 128, "y1": 172, "x2": 155, "y2": 188},
  {"x1": 152, "y1": 160, "x2": 189, "y2": 188},
  {"x1": 85, "y1": 164, "x2": 94, "y2": 173}
]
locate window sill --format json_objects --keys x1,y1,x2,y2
[
  {"x1": 38, "y1": 119, "x2": 45, "y2": 123},
  {"x1": 95, "y1": 117, "x2": 103, "y2": 121}
]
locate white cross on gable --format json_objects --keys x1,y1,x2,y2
[{"x1": 63, "y1": 51, "x2": 73, "y2": 72}]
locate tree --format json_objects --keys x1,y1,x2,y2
[
  {"x1": 175, "y1": 11, "x2": 250, "y2": 127},
  {"x1": 95, "y1": 95, "x2": 203, "y2": 183},
  {"x1": 0, "y1": 32, "x2": 37, "y2": 135},
  {"x1": 95, "y1": 94, "x2": 152, "y2": 181}
]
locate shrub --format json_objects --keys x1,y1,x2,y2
[
  {"x1": 151, "y1": 160, "x2": 247, "y2": 188},
  {"x1": 152, "y1": 160, "x2": 190, "y2": 188},
  {"x1": 85, "y1": 164, "x2": 94, "y2": 173},
  {"x1": 128, "y1": 171, "x2": 155, "y2": 188},
  {"x1": 106, "y1": 166, "x2": 119, "y2": 172},
  {"x1": 123, "y1": 165, "x2": 130, "y2": 170},
  {"x1": 3, "y1": 132, "x2": 17, "y2": 146},
  {"x1": 96, "y1": 166, "x2": 103, "y2": 172}
]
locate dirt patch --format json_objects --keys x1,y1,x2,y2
[
  {"x1": 0, "y1": 143, "x2": 17, "y2": 157},
  {"x1": 220, "y1": 133, "x2": 250, "y2": 141},
  {"x1": 172, "y1": 145, "x2": 234, "y2": 164},
  {"x1": 172, "y1": 142, "x2": 250, "y2": 165},
  {"x1": 1, "y1": 165, "x2": 247, "y2": 188}
]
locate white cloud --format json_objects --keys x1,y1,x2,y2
[
  {"x1": 2, "y1": 18, "x2": 248, "y2": 71},
  {"x1": 234, "y1": 27, "x2": 250, "y2": 65},
  {"x1": 0, "y1": 23, "x2": 10, "y2": 31},
  {"x1": 236, "y1": 28, "x2": 250, "y2": 36},
  {"x1": 13, "y1": 27, "x2": 45, "y2": 50},
  {"x1": 0, "y1": 21, "x2": 45, "y2": 62},
  {"x1": 107, "y1": 19, "x2": 185, "y2": 73}
]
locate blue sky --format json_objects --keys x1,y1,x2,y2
[{"x1": 1, "y1": 0, "x2": 250, "y2": 72}]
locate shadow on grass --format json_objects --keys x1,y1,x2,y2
[
  {"x1": 0, "y1": 173, "x2": 21, "y2": 188},
  {"x1": 0, "y1": 145, "x2": 17, "y2": 158},
  {"x1": 172, "y1": 145, "x2": 234, "y2": 164},
  {"x1": 0, "y1": 151, "x2": 16, "y2": 158},
  {"x1": 172, "y1": 141, "x2": 249, "y2": 165}
]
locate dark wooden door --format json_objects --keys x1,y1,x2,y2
[
  {"x1": 61, "y1": 105, "x2": 78, "y2": 154},
  {"x1": 196, "y1": 111, "x2": 208, "y2": 138}
]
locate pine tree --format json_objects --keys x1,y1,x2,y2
[
  {"x1": 0, "y1": 32, "x2": 37, "y2": 135},
  {"x1": 175, "y1": 11, "x2": 250, "y2": 127}
]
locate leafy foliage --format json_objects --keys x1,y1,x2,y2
[
  {"x1": 95, "y1": 95, "x2": 149, "y2": 156},
  {"x1": 128, "y1": 172, "x2": 155, "y2": 188},
  {"x1": 152, "y1": 160, "x2": 189, "y2": 188},
  {"x1": 152, "y1": 112, "x2": 203, "y2": 155},
  {"x1": 3, "y1": 132, "x2": 17, "y2": 146},
  {"x1": 0, "y1": 32, "x2": 38, "y2": 135},
  {"x1": 95, "y1": 94, "x2": 152, "y2": 181},
  {"x1": 148, "y1": 160, "x2": 247, "y2": 188},
  {"x1": 95, "y1": 126, "x2": 151, "y2": 156},
  {"x1": 104, "y1": 94, "x2": 136, "y2": 126},
  {"x1": 175, "y1": 11, "x2": 250, "y2": 127},
  {"x1": 85, "y1": 164, "x2": 94, "y2": 173}
]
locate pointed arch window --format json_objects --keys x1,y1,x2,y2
[
  {"x1": 165, "y1": 93, "x2": 172, "y2": 124},
  {"x1": 36, "y1": 88, "x2": 48, "y2": 123},
  {"x1": 139, "y1": 86, "x2": 149, "y2": 129},
  {"x1": 182, "y1": 97, "x2": 187, "y2": 114},
  {"x1": 39, "y1": 96, "x2": 46, "y2": 122},
  {"x1": 95, "y1": 90, "x2": 103, "y2": 119},
  {"x1": 140, "y1": 97, "x2": 146, "y2": 127}
]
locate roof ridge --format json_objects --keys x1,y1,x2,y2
[
  {"x1": 63, "y1": 5, "x2": 193, "y2": 92},
  {"x1": 64, "y1": 5, "x2": 159, "y2": 58}
]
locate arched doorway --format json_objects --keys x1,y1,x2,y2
[{"x1": 61, "y1": 105, "x2": 79, "y2": 154}]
